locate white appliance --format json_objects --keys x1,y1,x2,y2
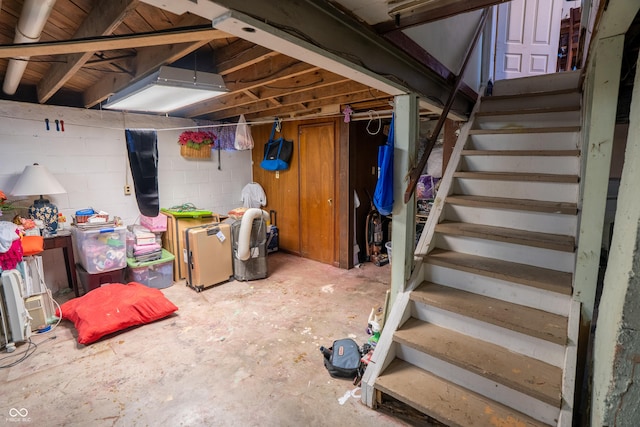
[
  {"x1": 24, "y1": 295, "x2": 48, "y2": 331},
  {"x1": 0, "y1": 270, "x2": 31, "y2": 352}
]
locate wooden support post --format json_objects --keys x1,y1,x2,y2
[
  {"x1": 390, "y1": 94, "x2": 418, "y2": 305},
  {"x1": 573, "y1": 35, "x2": 624, "y2": 322}
]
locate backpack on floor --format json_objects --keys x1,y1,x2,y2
[{"x1": 320, "y1": 338, "x2": 362, "y2": 379}]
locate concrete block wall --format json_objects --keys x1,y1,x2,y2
[{"x1": 0, "y1": 100, "x2": 253, "y2": 291}]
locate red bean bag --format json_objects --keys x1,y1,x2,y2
[{"x1": 57, "y1": 282, "x2": 178, "y2": 344}]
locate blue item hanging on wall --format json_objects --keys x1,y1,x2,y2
[{"x1": 373, "y1": 114, "x2": 394, "y2": 216}]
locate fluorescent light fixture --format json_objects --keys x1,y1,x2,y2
[{"x1": 103, "y1": 66, "x2": 229, "y2": 113}]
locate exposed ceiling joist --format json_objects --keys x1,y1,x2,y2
[
  {"x1": 240, "y1": 89, "x2": 390, "y2": 121},
  {"x1": 183, "y1": 68, "x2": 350, "y2": 117},
  {"x1": 37, "y1": 0, "x2": 141, "y2": 103},
  {"x1": 0, "y1": 26, "x2": 230, "y2": 58}
]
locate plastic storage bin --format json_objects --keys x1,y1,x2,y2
[
  {"x1": 76, "y1": 263, "x2": 125, "y2": 294},
  {"x1": 126, "y1": 249, "x2": 175, "y2": 289},
  {"x1": 71, "y1": 226, "x2": 127, "y2": 274}
]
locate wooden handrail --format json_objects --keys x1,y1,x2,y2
[{"x1": 404, "y1": 7, "x2": 490, "y2": 203}]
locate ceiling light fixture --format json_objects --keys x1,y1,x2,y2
[{"x1": 103, "y1": 66, "x2": 229, "y2": 113}]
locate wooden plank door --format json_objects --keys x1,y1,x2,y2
[
  {"x1": 298, "y1": 122, "x2": 335, "y2": 264},
  {"x1": 495, "y1": 0, "x2": 563, "y2": 80}
]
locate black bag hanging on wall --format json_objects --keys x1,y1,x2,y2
[
  {"x1": 125, "y1": 129, "x2": 159, "y2": 217},
  {"x1": 260, "y1": 119, "x2": 293, "y2": 171}
]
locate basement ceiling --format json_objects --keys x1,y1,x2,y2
[{"x1": 0, "y1": 0, "x2": 500, "y2": 123}]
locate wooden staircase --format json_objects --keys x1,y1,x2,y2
[{"x1": 361, "y1": 72, "x2": 582, "y2": 427}]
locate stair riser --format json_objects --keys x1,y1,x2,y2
[
  {"x1": 424, "y1": 264, "x2": 572, "y2": 316},
  {"x1": 410, "y1": 302, "x2": 566, "y2": 367},
  {"x1": 474, "y1": 111, "x2": 580, "y2": 130},
  {"x1": 453, "y1": 178, "x2": 579, "y2": 203},
  {"x1": 491, "y1": 71, "x2": 580, "y2": 96},
  {"x1": 480, "y1": 92, "x2": 581, "y2": 113},
  {"x1": 395, "y1": 344, "x2": 559, "y2": 425},
  {"x1": 461, "y1": 155, "x2": 580, "y2": 175},
  {"x1": 468, "y1": 132, "x2": 581, "y2": 151},
  {"x1": 433, "y1": 234, "x2": 576, "y2": 273},
  {"x1": 444, "y1": 204, "x2": 578, "y2": 235}
]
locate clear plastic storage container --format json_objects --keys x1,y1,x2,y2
[
  {"x1": 71, "y1": 226, "x2": 127, "y2": 274},
  {"x1": 126, "y1": 249, "x2": 175, "y2": 289}
]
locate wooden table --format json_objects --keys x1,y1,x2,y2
[{"x1": 43, "y1": 232, "x2": 80, "y2": 297}]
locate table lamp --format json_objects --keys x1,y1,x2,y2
[{"x1": 11, "y1": 163, "x2": 66, "y2": 235}]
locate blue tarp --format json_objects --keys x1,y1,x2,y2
[{"x1": 373, "y1": 114, "x2": 394, "y2": 216}]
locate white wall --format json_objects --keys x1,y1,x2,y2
[
  {"x1": 403, "y1": 9, "x2": 486, "y2": 91},
  {"x1": 0, "y1": 100, "x2": 253, "y2": 291}
]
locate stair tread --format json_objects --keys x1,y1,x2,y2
[
  {"x1": 411, "y1": 283, "x2": 568, "y2": 345},
  {"x1": 426, "y1": 248, "x2": 572, "y2": 295},
  {"x1": 395, "y1": 318, "x2": 562, "y2": 407},
  {"x1": 446, "y1": 195, "x2": 578, "y2": 215},
  {"x1": 375, "y1": 358, "x2": 551, "y2": 427},
  {"x1": 454, "y1": 171, "x2": 579, "y2": 183},
  {"x1": 469, "y1": 126, "x2": 580, "y2": 135},
  {"x1": 435, "y1": 221, "x2": 575, "y2": 252},
  {"x1": 461, "y1": 149, "x2": 580, "y2": 157},
  {"x1": 475, "y1": 105, "x2": 580, "y2": 117},
  {"x1": 481, "y1": 87, "x2": 580, "y2": 102}
]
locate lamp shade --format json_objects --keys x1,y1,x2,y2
[
  {"x1": 11, "y1": 163, "x2": 66, "y2": 197},
  {"x1": 103, "y1": 66, "x2": 229, "y2": 113},
  {"x1": 11, "y1": 163, "x2": 66, "y2": 235}
]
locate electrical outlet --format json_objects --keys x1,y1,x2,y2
[{"x1": 124, "y1": 185, "x2": 132, "y2": 195}]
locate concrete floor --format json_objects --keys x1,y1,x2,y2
[{"x1": 1, "y1": 252, "x2": 408, "y2": 426}]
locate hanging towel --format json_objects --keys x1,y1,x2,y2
[
  {"x1": 373, "y1": 114, "x2": 394, "y2": 216},
  {"x1": 126, "y1": 129, "x2": 159, "y2": 217}
]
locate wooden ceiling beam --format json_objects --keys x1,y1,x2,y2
[
  {"x1": 209, "y1": 87, "x2": 388, "y2": 121},
  {"x1": 0, "y1": 26, "x2": 230, "y2": 58},
  {"x1": 180, "y1": 55, "x2": 318, "y2": 116},
  {"x1": 215, "y1": 40, "x2": 278, "y2": 75},
  {"x1": 37, "y1": 0, "x2": 141, "y2": 104},
  {"x1": 241, "y1": 90, "x2": 389, "y2": 121},
  {"x1": 183, "y1": 68, "x2": 350, "y2": 116},
  {"x1": 83, "y1": 15, "x2": 219, "y2": 108}
]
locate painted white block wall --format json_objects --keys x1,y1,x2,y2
[{"x1": 0, "y1": 100, "x2": 253, "y2": 291}]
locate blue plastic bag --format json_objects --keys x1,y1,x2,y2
[{"x1": 373, "y1": 115, "x2": 394, "y2": 215}]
